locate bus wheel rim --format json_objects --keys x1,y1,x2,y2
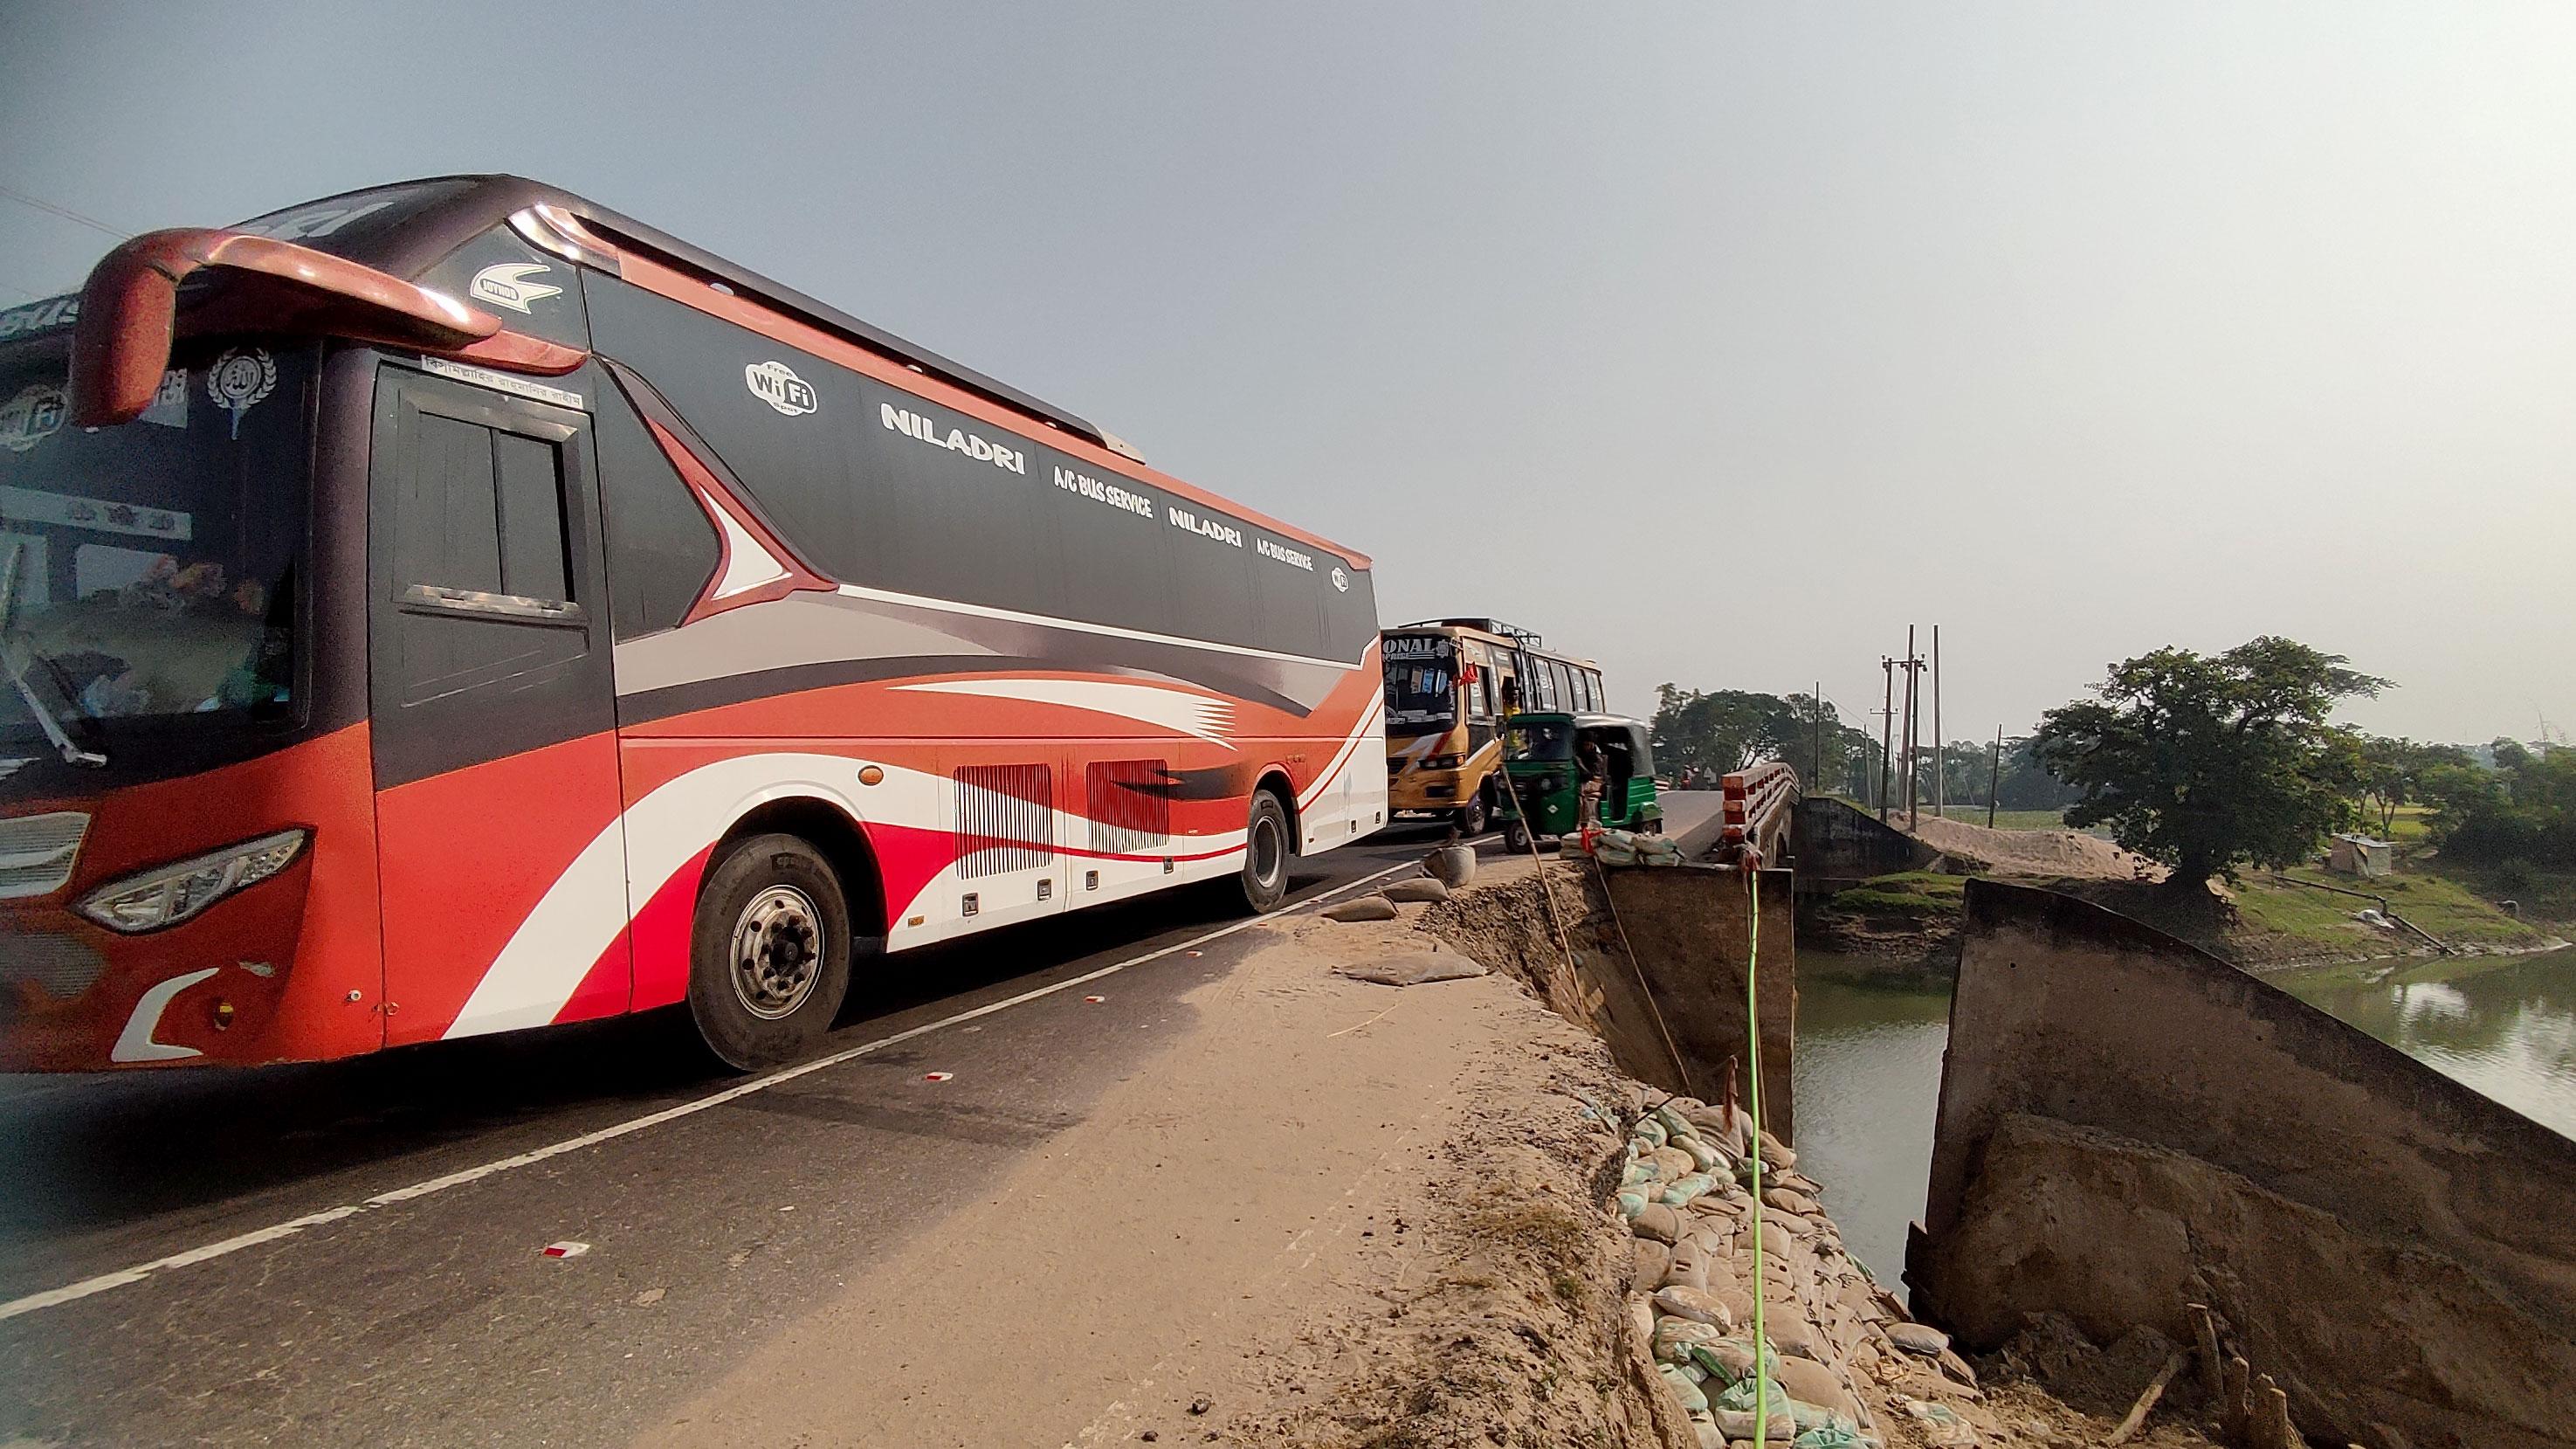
[
  {"x1": 1251, "y1": 813, "x2": 1284, "y2": 887},
  {"x1": 731, "y1": 884, "x2": 825, "y2": 1020}
]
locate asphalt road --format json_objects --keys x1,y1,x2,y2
[{"x1": 0, "y1": 797, "x2": 1721, "y2": 1447}]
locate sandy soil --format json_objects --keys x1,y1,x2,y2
[
  {"x1": 1899, "y1": 815, "x2": 2166, "y2": 883},
  {"x1": 629, "y1": 884, "x2": 1687, "y2": 1449}
]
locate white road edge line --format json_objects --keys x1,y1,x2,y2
[{"x1": 0, "y1": 859, "x2": 1424, "y2": 1324}]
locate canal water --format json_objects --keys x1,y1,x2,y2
[
  {"x1": 1790, "y1": 943, "x2": 2576, "y2": 1299},
  {"x1": 2266, "y1": 943, "x2": 2576, "y2": 1141},
  {"x1": 1788, "y1": 951, "x2": 1952, "y2": 1295}
]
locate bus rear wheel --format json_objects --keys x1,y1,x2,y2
[
  {"x1": 1238, "y1": 791, "x2": 1291, "y2": 914},
  {"x1": 688, "y1": 833, "x2": 853, "y2": 1071}
]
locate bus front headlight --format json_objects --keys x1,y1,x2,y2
[{"x1": 77, "y1": 830, "x2": 309, "y2": 934}]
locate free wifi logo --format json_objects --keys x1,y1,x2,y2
[{"x1": 745, "y1": 360, "x2": 818, "y2": 417}]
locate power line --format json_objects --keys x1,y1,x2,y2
[{"x1": 0, "y1": 184, "x2": 130, "y2": 241}]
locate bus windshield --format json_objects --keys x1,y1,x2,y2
[
  {"x1": 1382, "y1": 634, "x2": 1457, "y2": 736},
  {"x1": 0, "y1": 339, "x2": 307, "y2": 755}
]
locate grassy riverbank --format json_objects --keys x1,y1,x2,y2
[
  {"x1": 1800, "y1": 861, "x2": 2556, "y2": 969},
  {"x1": 2229, "y1": 869, "x2": 2547, "y2": 954}
]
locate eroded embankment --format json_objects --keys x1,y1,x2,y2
[
  {"x1": 1420, "y1": 860, "x2": 2230, "y2": 1449},
  {"x1": 1413, "y1": 863, "x2": 1985, "y2": 1447}
]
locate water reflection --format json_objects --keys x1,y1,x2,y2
[{"x1": 2267, "y1": 945, "x2": 2576, "y2": 1141}]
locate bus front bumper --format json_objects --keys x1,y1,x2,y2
[{"x1": 1388, "y1": 767, "x2": 1473, "y2": 813}]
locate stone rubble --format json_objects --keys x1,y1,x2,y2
[{"x1": 1609, "y1": 1097, "x2": 1988, "y2": 1449}]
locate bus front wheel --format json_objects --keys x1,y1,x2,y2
[
  {"x1": 1457, "y1": 791, "x2": 1489, "y2": 837},
  {"x1": 1238, "y1": 791, "x2": 1291, "y2": 914},
  {"x1": 688, "y1": 833, "x2": 854, "y2": 1071}
]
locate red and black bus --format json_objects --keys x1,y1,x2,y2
[{"x1": 0, "y1": 176, "x2": 1384, "y2": 1072}]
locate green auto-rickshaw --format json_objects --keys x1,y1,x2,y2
[{"x1": 1493, "y1": 712, "x2": 1663, "y2": 852}]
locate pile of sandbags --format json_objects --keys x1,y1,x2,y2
[{"x1": 1610, "y1": 1098, "x2": 1980, "y2": 1447}]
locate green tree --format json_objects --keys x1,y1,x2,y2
[
  {"x1": 2429, "y1": 739, "x2": 2576, "y2": 867},
  {"x1": 2032, "y1": 637, "x2": 2388, "y2": 895},
  {"x1": 1994, "y1": 735, "x2": 2083, "y2": 811},
  {"x1": 1651, "y1": 685, "x2": 1797, "y2": 780},
  {"x1": 2350, "y1": 735, "x2": 2472, "y2": 836}
]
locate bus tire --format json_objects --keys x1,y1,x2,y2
[
  {"x1": 1457, "y1": 792, "x2": 1489, "y2": 837},
  {"x1": 687, "y1": 833, "x2": 853, "y2": 1072},
  {"x1": 1238, "y1": 790, "x2": 1291, "y2": 914}
]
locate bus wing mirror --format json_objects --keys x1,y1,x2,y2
[{"x1": 68, "y1": 229, "x2": 580, "y2": 426}]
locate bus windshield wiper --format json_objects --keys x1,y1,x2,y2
[{"x1": 0, "y1": 541, "x2": 107, "y2": 769}]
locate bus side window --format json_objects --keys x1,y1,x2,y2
[
  {"x1": 399, "y1": 412, "x2": 572, "y2": 606},
  {"x1": 370, "y1": 367, "x2": 610, "y2": 785}
]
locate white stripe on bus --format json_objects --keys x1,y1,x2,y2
[{"x1": 829, "y1": 581, "x2": 1364, "y2": 672}]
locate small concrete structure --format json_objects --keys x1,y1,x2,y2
[{"x1": 2326, "y1": 832, "x2": 2395, "y2": 879}]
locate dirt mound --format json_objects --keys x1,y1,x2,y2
[
  {"x1": 1256, "y1": 1098, "x2": 1693, "y2": 1449},
  {"x1": 1903, "y1": 815, "x2": 2165, "y2": 883}
]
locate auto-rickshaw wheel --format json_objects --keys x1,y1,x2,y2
[{"x1": 1502, "y1": 819, "x2": 1529, "y2": 853}]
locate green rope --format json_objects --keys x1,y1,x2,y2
[{"x1": 1744, "y1": 862, "x2": 1773, "y2": 1447}]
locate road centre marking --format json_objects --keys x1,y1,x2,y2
[{"x1": 0, "y1": 860, "x2": 1422, "y2": 1322}]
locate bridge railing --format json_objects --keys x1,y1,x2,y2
[{"x1": 1718, "y1": 760, "x2": 1800, "y2": 863}]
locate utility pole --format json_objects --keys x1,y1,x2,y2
[
  {"x1": 1877, "y1": 658, "x2": 1896, "y2": 821},
  {"x1": 1987, "y1": 725, "x2": 2003, "y2": 830},
  {"x1": 1932, "y1": 624, "x2": 1945, "y2": 823},
  {"x1": 1900, "y1": 625, "x2": 1925, "y2": 828}
]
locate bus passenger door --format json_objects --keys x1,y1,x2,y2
[{"x1": 366, "y1": 366, "x2": 631, "y2": 1045}]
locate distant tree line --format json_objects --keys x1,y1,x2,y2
[
  {"x1": 1649, "y1": 685, "x2": 1881, "y2": 797},
  {"x1": 1646, "y1": 684, "x2": 2078, "y2": 811},
  {"x1": 1658, "y1": 638, "x2": 2567, "y2": 897},
  {"x1": 2407, "y1": 738, "x2": 2575, "y2": 870}
]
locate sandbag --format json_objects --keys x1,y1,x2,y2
[
  {"x1": 1659, "y1": 1173, "x2": 1716, "y2": 1208},
  {"x1": 1793, "y1": 1420, "x2": 1866, "y2": 1449},
  {"x1": 1674, "y1": 1134, "x2": 1726, "y2": 1174},
  {"x1": 1711, "y1": 1376, "x2": 1793, "y2": 1418},
  {"x1": 1334, "y1": 952, "x2": 1486, "y2": 986},
  {"x1": 1654, "y1": 1315, "x2": 1725, "y2": 1361},
  {"x1": 1656, "y1": 1363, "x2": 1709, "y2": 1415}
]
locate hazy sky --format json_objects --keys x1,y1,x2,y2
[{"x1": 6, "y1": 3, "x2": 2569, "y2": 745}]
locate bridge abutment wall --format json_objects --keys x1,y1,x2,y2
[
  {"x1": 1911, "y1": 879, "x2": 2576, "y2": 1448},
  {"x1": 1791, "y1": 797, "x2": 1942, "y2": 894}
]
